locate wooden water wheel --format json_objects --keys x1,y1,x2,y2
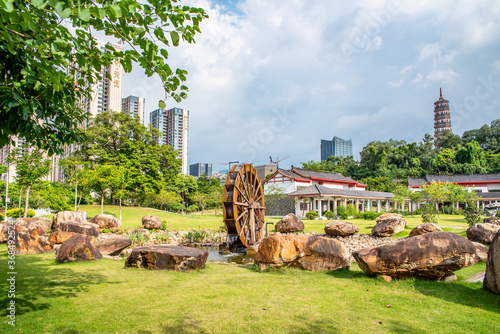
[{"x1": 223, "y1": 164, "x2": 265, "y2": 247}]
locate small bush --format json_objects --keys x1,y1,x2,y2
[
  {"x1": 323, "y1": 210, "x2": 335, "y2": 219},
  {"x1": 160, "y1": 220, "x2": 168, "y2": 230},
  {"x1": 6, "y1": 208, "x2": 35, "y2": 218},
  {"x1": 187, "y1": 204, "x2": 199, "y2": 213},
  {"x1": 305, "y1": 211, "x2": 319, "y2": 220},
  {"x1": 421, "y1": 204, "x2": 437, "y2": 224},
  {"x1": 464, "y1": 201, "x2": 482, "y2": 227},
  {"x1": 363, "y1": 211, "x2": 379, "y2": 220},
  {"x1": 0, "y1": 213, "x2": 4, "y2": 221},
  {"x1": 497, "y1": 211, "x2": 500, "y2": 218}
]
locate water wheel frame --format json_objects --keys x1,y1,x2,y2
[{"x1": 223, "y1": 164, "x2": 266, "y2": 247}]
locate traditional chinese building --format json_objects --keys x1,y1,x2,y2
[
  {"x1": 264, "y1": 167, "x2": 393, "y2": 218},
  {"x1": 434, "y1": 88, "x2": 452, "y2": 138}
]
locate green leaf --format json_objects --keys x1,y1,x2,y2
[
  {"x1": 109, "y1": 5, "x2": 122, "y2": 18},
  {"x1": 170, "y1": 31, "x2": 179, "y2": 46},
  {"x1": 78, "y1": 7, "x2": 91, "y2": 22},
  {"x1": 1, "y1": 0, "x2": 14, "y2": 12},
  {"x1": 158, "y1": 100, "x2": 166, "y2": 109}
]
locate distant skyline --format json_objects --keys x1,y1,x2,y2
[{"x1": 119, "y1": 0, "x2": 500, "y2": 170}]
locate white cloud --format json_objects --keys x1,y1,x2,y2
[{"x1": 121, "y1": 0, "x2": 499, "y2": 167}]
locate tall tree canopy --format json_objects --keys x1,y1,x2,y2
[
  {"x1": 75, "y1": 111, "x2": 181, "y2": 202},
  {"x1": 0, "y1": 0, "x2": 207, "y2": 153}
]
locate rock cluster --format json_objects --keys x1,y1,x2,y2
[
  {"x1": 275, "y1": 213, "x2": 305, "y2": 233},
  {"x1": 255, "y1": 234, "x2": 352, "y2": 271},
  {"x1": 353, "y1": 232, "x2": 480, "y2": 280},
  {"x1": 484, "y1": 231, "x2": 500, "y2": 294},
  {"x1": 371, "y1": 213, "x2": 406, "y2": 237}
]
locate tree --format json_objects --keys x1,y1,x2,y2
[
  {"x1": 392, "y1": 184, "x2": 410, "y2": 213},
  {"x1": 155, "y1": 190, "x2": 182, "y2": 211},
  {"x1": 191, "y1": 192, "x2": 209, "y2": 214},
  {"x1": 422, "y1": 181, "x2": 448, "y2": 218},
  {"x1": 88, "y1": 164, "x2": 120, "y2": 215},
  {"x1": 111, "y1": 165, "x2": 130, "y2": 220},
  {"x1": 76, "y1": 111, "x2": 181, "y2": 204},
  {"x1": 173, "y1": 174, "x2": 198, "y2": 212},
  {"x1": 0, "y1": 0, "x2": 208, "y2": 153},
  {"x1": 9, "y1": 148, "x2": 51, "y2": 217},
  {"x1": 435, "y1": 130, "x2": 462, "y2": 150},
  {"x1": 59, "y1": 156, "x2": 89, "y2": 211}
]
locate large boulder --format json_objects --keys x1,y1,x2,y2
[
  {"x1": 484, "y1": 216, "x2": 500, "y2": 225},
  {"x1": 49, "y1": 231, "x2": 97, "y2": 245},
  {"x1": 15, "y1": 233, "x2": 53, "y2": 255},
  {"x1": 89, "y1": 214, "x2": 122, "y2": 232},
  {"x1": 371, "y1": 213, "x2": 406, "y2": 237},
  {"x1": 409, "y1": 223, "x2": 443, "y2": 237},
  {"x1": 484, "y1": 231, "x2": 500, "y2": 294},
  {"x1": 255, "y1": 234, "x2": 352, "y2": 271},
  {"x1": 56, "y1": 234, "x2": 102, "y2": 263},
  {"x1": 275, "y1": 213, "x2": 305, "y2": 233},
  {"x1": 353, "y1": 232, "x2": 480, "y2": 280},
  {"x1": 142, "y1": 215, "x2": 161, "y2": 230},
  {"x1": 125, "y1": 245, "x2": 208, "y2": 271},
  {"x1": 324, "y1": 221, "x2": 359, "y2": 236},
  {"x1": 28, "y1": 226, "x2": 46, "y2": 237},
  {"x1": 0, "y1": 223, "x2": 8, "y2": 243},
  {"x1": 466, "y1": 223, "x2": 500, "y2": 245},
  {"x1": 93, "y1": 235, "x2": 132, "y2": 256},
  {"x1": 54, "y1": 221, "x2": 100, "y2": 237},
  {"x1": 472, "y1": 241, "x2": 489, "y2": 262},
  {"x1": 15, "y1": 217, "x2": 52, "y2": 234},
  {"x1": 52, "y1": 211, "x2": 87, "y2": 230}
]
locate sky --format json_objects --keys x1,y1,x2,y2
[{"x1": 120, "y1": 0, "x2": 500, "y2": 172}]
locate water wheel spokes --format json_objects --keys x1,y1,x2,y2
[{"x1": 223, "y1": 163, "x2": 266, "y2": 247}]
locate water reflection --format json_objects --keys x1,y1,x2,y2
[{"x1": 195, "y1": 246, "x2": 255, "y2": 265}]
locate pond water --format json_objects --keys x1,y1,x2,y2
[{"x1": 195, "y1": 246, "x2": 255, "y2": 265}]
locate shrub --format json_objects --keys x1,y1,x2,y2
[
  {"x1": 421, "y1": 204, "x2": 437, "y2": 224},
  {"x1": 323, "y1": 210, "x2": 335, "y2": 219},
  {"x1": 464, "y1": 201, "x2": 482, "y2": 227},
  {"x1": 187, "y1": 204, "x2": 199, "y2": 213},
  {"x1": 6, "y1": 208, "x2": 35, "y2": 218},
  {"x1": 363, "y1": 211, "x2": 379, "y2": 220},
  {"x1": 0, "y1": 213, "x2": 4, "y2": 221},
  {"x1": 497, "y1": 210, "x2": 500, "y2": 218},
  {"x1": 160, "y1": 220, "x2": 168, "y2": 230},
  {"x1": 305, "y1": 211, "x2": 319, "y2": 220}
]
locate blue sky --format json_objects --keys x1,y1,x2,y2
[{"x1": 122, "y1": 0, "x2": 500, "y2": 171}]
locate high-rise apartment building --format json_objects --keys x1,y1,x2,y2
[
  {"x1": 150, "y1": 107, "x2": 189, "y2": 174},
  {"x1": 189, "y1": 163, "x2": 212, "y2": 177},
  {"x1": 434, "y1": 88, "x2": 452, "y2": 138},
  {"x1": 320, "y1": 136, "x2": 353, "y2": 161},
  {"x1": 79, "y1": 41, "x2": 123, "y2": 118},
  {"x1": 122, "y1": 95, "x2": 146, "y2": 124}
]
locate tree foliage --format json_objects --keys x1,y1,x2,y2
[{"x1": 0, "y1": 0, "x2": 207, "y2": 152}]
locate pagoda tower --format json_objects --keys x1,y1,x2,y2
[{"x1": 433, "y1": 88, "x2": 452, "y2": 138}]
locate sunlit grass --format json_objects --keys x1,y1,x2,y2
[{"x1": 0, "y1": 245, "x2": 498, "y2": 333}]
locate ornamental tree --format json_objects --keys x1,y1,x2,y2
[
  {"x1": 9, "y1": 148, "x2": 51, "y2": 217},
  {"x1": 0, "y1": 0, "x2": 207, "y2": 153}
]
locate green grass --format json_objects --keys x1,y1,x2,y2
[
  {"x1": 0, "y1": 245, "x2": 498, "y2": 333},
  {"x1": 2, "y1": 208, "x2": 498, "y2": 333}
]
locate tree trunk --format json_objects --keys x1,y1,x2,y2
[
  {"x1": 24, "y1": 185, "x2": 31, "y2": 218},
  {"x1": 74, "y1": 182, "x2": 78, "y2": 211},
  {"x1": 18, "y1": 188, "x2": 22, "y2": 217},
  {"x1": 101, "y1": 192, "x2": 104, "y2": 215},
  {"x1": 119, "y1": 197, "x2": 122, "y2": 221}
]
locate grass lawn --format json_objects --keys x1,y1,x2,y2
[
  {"x1": 8, "y1": 206, "x2": 494, "y2": 333},
  {"x1": 0, "y1": 245, "x2": 498, "y2": 333}
]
